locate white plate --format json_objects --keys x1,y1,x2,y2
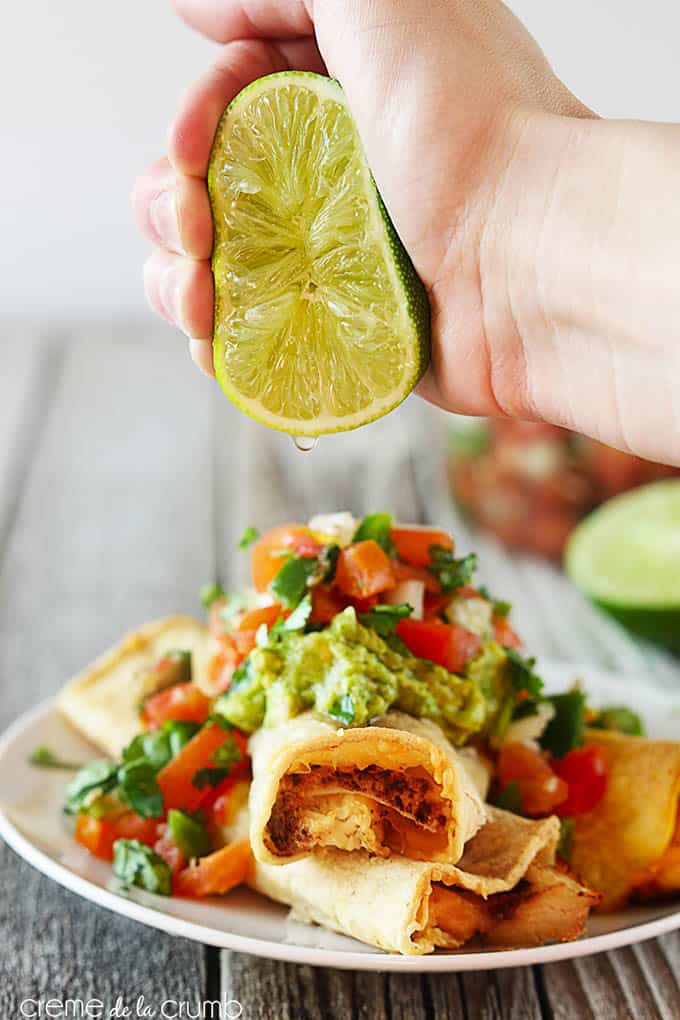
[{"x1": 1, "y1": 661, "x2": 679, "y2": 972}]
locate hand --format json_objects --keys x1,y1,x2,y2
[
  {"x1": 133, "y1": 1, "x2": 680, "y2": 464},
  {"x1": 134, "y1": 0, "x2": 585, "y2": 385}
]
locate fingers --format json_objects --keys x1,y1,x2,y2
[
  {"x1": 143, "y1": 248, "x2": 213, "y2": 342},
  {"x1": 132, "y1": 156, "x2": 212, "y2": 258},
  {"x1": 172, "y1": 0, "x2": 313, "y2": 43},
  {"x1": 168, "y1": 37, "x2": 325, "y2": 177}
]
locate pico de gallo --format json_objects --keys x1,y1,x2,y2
[
  {"x1": 56, "y1": 511, "x2": 643, "y2": 895},
  {"x1": 62, "y1": 645, "x2": 252, "y2": 899},
  {"x1": 449, "y1": 419, "x2": 680, "y2": 560}
]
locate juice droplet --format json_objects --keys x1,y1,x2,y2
[{"x1": 292, "y1": 435, "x2": 318, "y2": 453}]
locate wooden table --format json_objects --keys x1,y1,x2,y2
[{"x1": 1, "y1": 326, "x2": 678, "y2": 1019}]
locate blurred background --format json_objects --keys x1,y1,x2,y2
[
  {"x1": 1, "y1": 0, "x2": 680, "y2": 326},
  {"x1": 0, "y1": 1, "x2": 678, "y2": 677}
]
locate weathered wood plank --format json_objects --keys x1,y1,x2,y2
[
  {"x1": 459, "y1": 966, "x2": 543, "y2": 1020},
  {"x1": 539, "y1": 945, "x2": 677, "y2": 1020},
  {"x1": 0, "y1": 329, "x2": 212, "y2": 1009},
  {"x1": 0, "y1": 332, "x2": 57, "y2": 553}
]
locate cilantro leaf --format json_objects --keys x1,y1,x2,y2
[
  {"x1": 427, "y1": 547, "x2": 477, "y2": 593},
  {"x1": 191, "y1": 731, "x2": 242, "y2": 790},
  {"x1": 238, "y1": 525, "x2": 260, "y2": 549},
  {"x1": 359, "y1": 603, "x2": 412, "y2": 637},
  {"x1": 273, "y1": 593, "x2": 312, "y2": 634},
  {"x1": 117, "y1": 759, "x2": 164, "y2": 819},
  {"x1": 478, "y1": 585, "x2": 512, "y2": 618},
  {"x1": 589, "y1": 705, "x2": 644, "y2": 737},
  {"x1": 495, "y1": 781, "x2": 523, "y2": 814},
  {"x1": 63, "y1": 760, "x2": 119, "y2": 815},
  {"x1": 327, "y1": 693, "x2": 356, "y2": 726},
  {"x1": 270, "y1": 555, "x2": 319, "y2": 608},
  {"x1": 506, "y1": 648, "x2": 544, "y2": 699},
  {"x1": 29, "y1": 745, "x2": 81, "y2": 770},
  {"x1": 192, "y1": 767, "x2": 229, "y2": 790},
  {"x1": 352, "y1": 513, "x2": 395, "y2": 555},
  {"x1": 112, "y1": 839, "x2": 171, "y2": 896},
  {"x1": 540, "y1": 688, "x2": 586, "y2": 759},
  {"x1": 200, "y1": 582, "x2": 226, "y2": 609},
  {"x1": 557, "y1": 818, "x2": 575, "y2": 862}
]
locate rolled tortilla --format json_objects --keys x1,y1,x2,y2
[
  {"x1": 248, "y1": 711, "x2": 489, "y2": 865},
  {"x1": 57, "y1": 616, "x2": 210, "y2": 757},
  {"x1": 250, "y1": 808, "x2": 596, "y2": 954},
  {"x1": 571, "y1": 729, "x2": 680, "y2": 910}
]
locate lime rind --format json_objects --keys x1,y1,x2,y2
[
  {"x1": 565, "y1": 479, "x2": 680, "y2": 649},
  {"x1": 207, "y1": 72, "x2": 430, "y2": 435}
]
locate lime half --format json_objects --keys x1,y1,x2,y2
[
  {"x1": 207, "y1": 72, "x2": 430, "y2": 435},
  {"x1": 565, "y1": 479, "x2": 680, "y2": 649}
]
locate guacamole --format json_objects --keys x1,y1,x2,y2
[{"x1": 215, "y1": 608, "x2": 509, "y2": 744}]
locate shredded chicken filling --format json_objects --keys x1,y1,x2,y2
[
  {"x1": 266, "y1": 764, "x2": 450, "y2": 857},
  {"x1": 428, "y1": 865, "x2": 598, "y2": 947}
]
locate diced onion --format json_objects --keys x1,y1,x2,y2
[{"x1": 383, "y1": 580, "x2": 425, "y2": 619}]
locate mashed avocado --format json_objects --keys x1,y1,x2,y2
[{"x1": 216, "y1": 608, "x2": 508, "y2": 744}]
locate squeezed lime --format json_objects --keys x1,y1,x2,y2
[{"x1": 208, "y1": 72, "x2": 430, "y2": 435}]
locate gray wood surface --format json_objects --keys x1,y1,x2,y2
[{"x1": 0, "y1": 326, "x2": 678, "y2": 1018}]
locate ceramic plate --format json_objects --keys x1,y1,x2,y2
[{"x1": 1, "y1": 661, "x2": 679, "y2": 972}]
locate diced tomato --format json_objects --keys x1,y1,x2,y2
[
  {"x1": 553, "y1": 745, "x2": 608, "y2": 817},
  {"x1": 206, "y1": 650, "x2": 237, "y2": 695},
  {"x1": 392, "y1": 559, "x2": 441, "y2": 594},
  {"x1": 493, "y1": 615, "x2": 522, "y2": 649},
  {"x1": 395, "y1": 618, "x2": 481, "y2": 673},
  {"x1": 157, "y1": 723, "x2": 248, "y2": 814},
  {"x1": 334, "y1": 541, "x2": 395, "y2": 599},
  {"x1": 310, "y1": 584, "x2": 348, "y2": 624},
  {"x1": 174, "y1": 838, "x2": 252, "y2": 898},
  {"x1": 352, "y1": 594, "x2": 380, "y2": 614},
  {"x1": 390, "y1": 526, "x2": 454, "y2": 567},
  {"x1": 423, "y1": 592, "x2": 452, "y2": 619},
  {"x1": 234, "y1": 604, "x2": 285, "y2": 632},
  {"x1": 154, "y1": 823, "x2": 187, "y2": 875},
  {"x1": 142, "y1": 683, "x2": 211, "y2": 730},
  {"x1": 251, "y1": 525, "x2": 323, "y2": 592},
  {"x1": 204, "y1": 777, "x2": 252, "y2": 834},
  {"x1": 75, "y1": 812, "x2": 159, "y2": 862},
  {"x1": 497, "y1": 742, "x2": 569, "y2": 817}
]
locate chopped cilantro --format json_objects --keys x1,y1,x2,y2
[
  {"x1": 557, "y1": 818, "x2": 575, "y2": 862},
  {"x1": 63, "y1": 761, "x2": 119, "y2": 815},
  {"x1": 478, "y1": 585, "x2": 512, "y2": 618},
  {"x1": 238, "y1": 525, "x2": 260, "y2": 549},
  {"x1": 506, "y1": 648, "x2": 544, "y2": 699},
  {"x1": 113, "y1": 839, "x2": 171, "y2": 896},
  {"x1": 359, "y1": 603, "x2": 412, "y2": 637},
  {"x1": 271, "y1": 555, "x2": 319, "y2": 608},
  {"x1": 117, "y1": 759, "x2": 164, "y2": 819},
  {"x1": 200, "y1": 582, "x2": 226, "y2": 609},
  {"x1": 29, "y1": 745, "x2": 81, "y2": 770},
  {"x1": 427, "y1": 547, "x2": 477, "y2": 592},
  {"x1": 192, "y1": 731, "x2": 242, "y2": 790},
  {"x1": 589, "y1": 705, "x2": 644, "y2": 737},
  {"x1": 540, "y1": 689, "x2": 586, "y2": 759},
  {"x1": 352, "y1": 513, "x2": 395, "y2": 555},
  {"x1": 495, "y1": 781, "x2": 523, "y2": 814}
]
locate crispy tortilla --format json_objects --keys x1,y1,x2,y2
[
  {"x1": 57, "y1": 616, "x2": 210, "y2": 757},
  {"x1": 249, "y1": 808, "x2": 596, "y2": 954},
  {"x1": 571, "y1": 729, "x2": 680, "y2": 910},
  {"x1": 248, "y1": 711, "x2": 489, "y2": 865}
]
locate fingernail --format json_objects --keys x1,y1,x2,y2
[
  {"x1": 159, "y1": 261, "x2": 188, "y2": 333},
  {"x1": 150, "y1": 190, "x2": 184, "y2": 253},
  {"x1": 189, "y1": 338, "x2": 215, "y2": 377}
]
